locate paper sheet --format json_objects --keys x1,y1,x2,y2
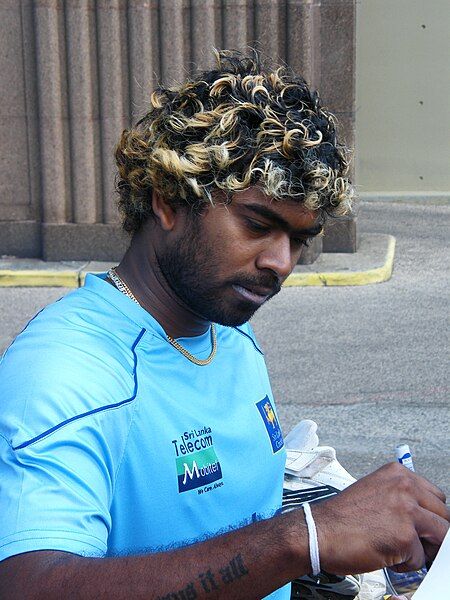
[{"x1": 412, "y1": 528, "x2": 450, "y2": 599}]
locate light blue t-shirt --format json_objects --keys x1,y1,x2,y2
[{"x1": 0, "y1": 274, "x2": 289, "y2": 598}]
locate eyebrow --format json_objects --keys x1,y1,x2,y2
[{"x1": 242, "y1": 203, "x2": 323, "y2": 237}]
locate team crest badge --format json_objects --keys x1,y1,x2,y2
[{"x1": 256, "y1": 396, "x2": 284, "y2": 453}]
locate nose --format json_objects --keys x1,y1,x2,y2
[{"x1": 255, "y1": 233, "x2": 294, "y2": 280}]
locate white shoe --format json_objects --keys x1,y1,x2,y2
[
  {"x1": 284, "y1": 420, "x2": 356, "y2": 492},
  {"x1": 291, "y1": 573, "x2": 361, "y2": 599}
]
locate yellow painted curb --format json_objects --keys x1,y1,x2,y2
[
  {"x1": 284, "y1": 236, "x2": 396, "y2": 287},
  {"x1": 0, "y1": 270, "x2": 79, "y2": 288},
  {"x1": 0, "y1": 237, "x2": 396, "y2": 288}
]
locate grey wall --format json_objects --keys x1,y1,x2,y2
[
  {"x1": 0, "y1": 0, "x2": 356, "y2": 261},
  {"x1": 356, "y1": 0, "x2": 450, "y2": 199}
]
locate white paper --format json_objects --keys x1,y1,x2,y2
[{"x1": 412, "y1": 528, "x2": 450, "y2": 599}]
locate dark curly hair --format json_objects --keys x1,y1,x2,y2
[{"x1": 115, "y1": 49, "x2": 353, "y2": 233}]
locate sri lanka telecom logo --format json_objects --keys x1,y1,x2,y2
[
  {"x1": 172, "y1": 426, "x2": 223, "y2": 493},
  {"x1": 256, "y1": 396, "x2": 284, "y2": 453}
]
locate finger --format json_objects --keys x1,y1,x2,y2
[
  {"x1": 386, "y1": 463, "x2": 446, "y2": 506},
  {"x1": 415, "y1": 508, "x2": 450, "y2": 547},
  {"x1": 421, "y1": 530, "x2": 450, "y2": 567},
  {"x1": 393, "y1": 535, "x2": 426, "y2": 573},
  {"x1": 410, "y1": 471, "x2": 447, "y2": 504},
  {"x1": 416, "y1": 488, "x2": 450, "y2": 523},
  {"x1": 416, "y1": 510, "x2": 449, "y2": 566},
  {"x1": 422, "y1": 539, "x2": 440, "y2": 566},
  {"x1": 387, "y1": 525, "x2": 426, "y2": 573}
]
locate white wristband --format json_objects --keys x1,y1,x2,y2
[{"x1": 302, "y1": 502, "x2": 321, "y2": 576}]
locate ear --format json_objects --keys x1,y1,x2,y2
[{"x1": 151, "y1": 190, "x2": 177, "y2": 231}]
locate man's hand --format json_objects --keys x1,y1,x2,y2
[{"x1": 313, "y1": 462, "x2": 449, "y2": 575}]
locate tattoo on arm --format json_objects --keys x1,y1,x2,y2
[{"x1": 155, "y1": 553, "x2": 250, "y2": 599}]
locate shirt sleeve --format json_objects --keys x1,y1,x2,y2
[
  {"x1": 0, "y1": 314, "x2": 139, "y2": 563},
  {"x1": 0, "y1": 421, "x2": 112, "y2": 562}
]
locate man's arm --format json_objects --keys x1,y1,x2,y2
[
  {"x1": 1, "y1": 463, "x2": 448, "y2": 600},
  {"x1": 1, "y1": 510, "x2": 305, "y2": 600}
]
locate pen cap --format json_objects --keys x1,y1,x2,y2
[
  {"x1": 396, "y1": 444, "x2": 415, "y2": 472},
  {"x1": 395, "y1": 444, "x2": 412, "y2": 460}
]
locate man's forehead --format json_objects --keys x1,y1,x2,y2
[{"x1": 229, "y1": 188, "x2": 323, "y2": 233}]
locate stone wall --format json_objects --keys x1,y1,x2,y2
[{"x1": 0, "y1": 0, "x2": 356, "y2": 261}]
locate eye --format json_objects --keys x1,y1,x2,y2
[{"x1": 244, "y1": 218, "x2": 270, "y2": 234}]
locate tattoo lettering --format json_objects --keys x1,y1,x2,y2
[
  {"x1": 219, "y1": 553, "x2": 249, "y2": 585},
  {"x1": 198, "y1": 569, "x2": 219, "y2": 592},
  {"x1": 156, "y1": 582, "x2": 198, "y2": 600},
  {"x1": 158, "y1": 554, "x2": 249, "y2": 598}
]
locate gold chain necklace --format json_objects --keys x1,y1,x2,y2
[{"x1": 107, "y1": 267, "x2": 217, "y2": 366}]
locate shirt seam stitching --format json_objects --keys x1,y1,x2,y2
[
  {"x1": 233, "y1": 326, "x2": 264, "y2": 355},
  {"x1": 0, "y1": 529, "x2": 107, "y2": 547},
  {"x1": 10, "y1": 328, "x2": 146, "y2": 451},
  {"x1": 112, "y1": 333, "x2": 145, "y2": 485},
  {"x1": 0, "y1": 432, "x2": 12, "y2": 449},
  {"x1": 0, "y1": 536, "x2": 106, "y2": 553}
]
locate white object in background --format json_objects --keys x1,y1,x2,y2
[
  {"x1": 284, "y1": 419, "x2": 320, "y2": 451},
  {"x1": 412, "y1": 528, "x2": 450, "y2": 599},
  {"x1": 357, "y1": 570, "x2": 387, "y2": 600},
  {"x1": 284, "y1": 420, "x2": 356, "y2": 491}
]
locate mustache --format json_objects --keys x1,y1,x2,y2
[{"x1": 231, "y1": 273, "x2": 282, "y2": 296}]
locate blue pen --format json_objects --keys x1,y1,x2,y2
[
  {"x1": 396, "y1": 444, "x2": 415, "y2": 472},
  {"x1": 383, "y1": 444, "x2": 421, "y2": 595}
]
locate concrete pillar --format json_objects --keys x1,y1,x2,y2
[
  {"x1": 0, "y1": 0, "x2": 357, "y2": 260},
  {"x1": 191, "y1": 0, "x2": 217, "y2": 70},
  {"x1": 159, "y1": 0, "x2": 186, "y2": 85},
  {"x1": 320, "y1": 0, "x2": 358, "y2": 253},
  {"x1": 254, "y1": 0, "x2": 282, "y2": 63},
  {"x1": 96, "y1": 0, "x2": 128, "y2": 224},
  {"x1": 128, "y1": 0, "x2": 157, "y2": 120},
  {"x1": 34, "y1": 0, "x2": 69, "y2": 224},
  {"x1": 286, "y1": 0, "x2": 321, "y2": 89},
  {"x1": 222, "y1": 0, "x2": 249, "y2": 51},
  {"x1": 65, "y1": 0, "x2": 99, "y2": 224},
  {"x1": 0, "y1": 0, "x2": 30, "y2": 222},
  {"x1": 0, "y1": 0, "x2": 41, "y2": 256}
]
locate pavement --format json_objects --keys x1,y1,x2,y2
[{"x1": 0, "y1": 200, "x2": 449, "y2": 497}]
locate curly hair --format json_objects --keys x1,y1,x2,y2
[{"x1": 115, "y1": 49, "x2": 353, "y2": 233}]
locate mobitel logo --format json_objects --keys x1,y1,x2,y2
[{"x1": 176, "y1": 447, "x2": 222, "y2": 493}]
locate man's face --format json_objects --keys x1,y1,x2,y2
[{"x1": 155, "y1": 187, "x2": 321, "y2": 326}]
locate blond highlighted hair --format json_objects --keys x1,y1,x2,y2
[{"x1": 116, "y1": 50, "x2": 353, "y2": 233}]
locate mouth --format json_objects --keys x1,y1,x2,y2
[{"x1": 232, "y1": 284, "x2": 274, "y2": 306}]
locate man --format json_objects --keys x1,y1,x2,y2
[{"x1": 0, "y1": 51, "x2": 447, "y2": 599}]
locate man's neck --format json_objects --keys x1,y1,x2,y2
[{"x1": 114, "y1": 235, "x2": 210, "y2": 340}]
